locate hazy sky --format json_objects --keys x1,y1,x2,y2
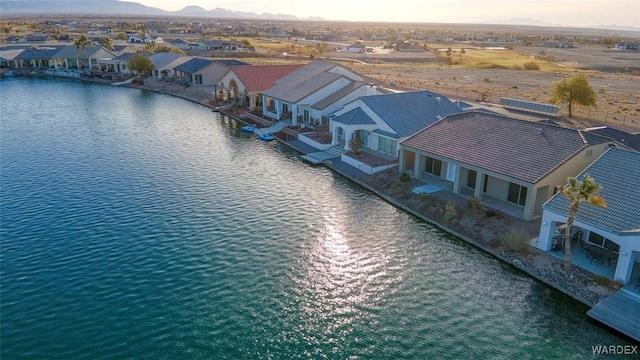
[{"x1": 133, "y1": 0, "x2": 639, "y2": 27}]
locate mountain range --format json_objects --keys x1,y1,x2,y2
[
  {"x1": 1, "y1": 0, "x2": 638, "y2": 32},
  {"x1": 0, "y1": 0, "x2": 321, "y2": 21}
]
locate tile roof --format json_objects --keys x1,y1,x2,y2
[
  {"x1": 53, "y1": 45, "x2": 109, "y2": 59},
  {"x1": 543, "y1": 148, "x2": 640, "y2": 234},
  {"x1": 149, "y1": 53, "x2": 182, "y2": 68},
  {"x1": 262, "y1": 61, "x2": 343, "y2": 103},
  {"x1": 14, "y1": 46, "x2": 63, "y2": 59},
  {"x1": 213, "y1": 59, "x2": 249, "y2": 67},
  {"x1": 311, "y1": 81, "x2": 364, "y2": 110},
  {"x1": 401, "y1": 111, "x2": 612, "y2": 184},
  {"x1": 360, "y1": 90, "x2": 463, "y2": 138},
  {"x1": 111, "y1": 52, "x2": 137, "y2": 62},
  {"x1": 229, "y1": 64, "x2": 303, "y2": 92},
  {"x1": 173, "y1": 57, "x2": 213, "y2": 73},
  {"x1": 584, "y1": 126, "x2": 640, "y2": 151},
  {"x1": 331, "y1": 108, "x2": 376, "y2": 126}
]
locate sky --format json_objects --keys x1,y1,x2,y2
[{"x1": 133, "y1": 0, "x2": 639, "y2": 28}]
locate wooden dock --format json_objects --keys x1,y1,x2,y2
[{"x1": 587, "y1": 290, "x2": 640, "y2": 342}]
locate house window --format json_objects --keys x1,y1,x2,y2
[
  {"x1": 586, "y1": 149, "x2": 593, "y2": 157},
  {"x1": 483, "y1": 174, "x2": 489, "y2": 193},
  {"x1": 467, "y1": 170, "x2": 477, "y2": 189},
  {"x1": 194, "y1": 74, "x2": 202, "y2": 84},
  {"x1": 507, "y1": 182, "x2": 527, "y2": 206},
  {"x1": 588, "y1": 232, "x2": 605, "y2": 247},
  {"x1": 303, "y1": 110, "x2": 310, "y2": 122},
  {"x1": 377, "y1": 136, "x2": 397, "y2": 156},
  {"x1": 425, "y1": 157, "x2": 442, "y2": 177}
]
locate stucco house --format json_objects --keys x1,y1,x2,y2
[
  {"x1": 173, "y1": 58, "x2": 248, "y2": 86},
  {"x1": 329, "y1": 90, "x2": 462, "y2": 156},
  {"x1": 149, "y1": 53, "x2": 190, "y2": 81},
  {"x1": 196, "y1": 40, "x2": 250, "y2": 52},
  {"x1": 51, "y1": 45, "x2": 116, "y2": 71},
  {"x1": 13, "y1": 46, "x2": 62, "y2": 69},
  {"x1": 399, "y1": 111, "x2": 619, "y2": 221},
  {"x1": 217, "y1": 64, "x2": 304, "y2": 110},
  {"x1": 261, "y1": 61, "x2": 380, "y2": 126},
  {"x1": 98, "y1": 52, "x2": 137, "y2": 75},
  {"x1": 170, "y1": 38, "x2": 197, "y2": 51},
  {"x1": 537, "y1": 148, "x2": 640, "y2": 284}
]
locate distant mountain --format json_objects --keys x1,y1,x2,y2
[
  {"x1": 0, "y1": 0, "x2": 167, "y2": 15},
  {"x1": 593, "y1": 24, "x2": 640, "y2": 32},
  {"x1": 484, "y1": 18, "x2": 557, "y2": 27},
  {"x1": 174, "y1": 5, "x2": 208, "y2": 16},
  {"x1": 0, "y1": 0, "x2": 312, "y2": 21}
]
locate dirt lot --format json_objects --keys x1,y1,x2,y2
[
  {"x1": 332, "y1": 46, "x2": 640, "y2": 129},
  {"x1": 250, "y1": 39, "x2": 639, "y2": 129}
]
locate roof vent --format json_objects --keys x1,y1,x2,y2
[
  {"x1": 435, "y1": 97, "x2": 441, "y2": 104},
  {"x1": 537, "y1": 128, "x2": 544, "y2": 134}
]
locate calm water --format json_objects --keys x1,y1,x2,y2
[{"x1": 0, "y1": 78, "x2": 633, "y2": 359}]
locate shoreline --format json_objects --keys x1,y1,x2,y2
[{"x1": 16, "y1": 73, "x2": 607, "y2": 307}]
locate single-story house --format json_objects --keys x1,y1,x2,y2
[
  {"x1": 149, "y1": 53, "x2": 190, "y2": 81},
  {"x1": 537, "y1": 148, "x2": 640, "y2": 284},
  {"x1": 338, "y1": 44, "x2": 365, "y2": 53},
  {"x1": 399, "y1": 111, "x2": 619, "y2": 220},
  {"x1": 170, "y1": 38, "x2": 198, "y2": 51},
  {"x1": 196, "y1": 40, "x2": 250, "y2": 52},
  {"x1": 330, "y1": 90, "x2": 463, "y2": 155},
  {"x1": 51, "y1": 45, "x2": 116, "y2": 71},
  {"x1": 217, "y1": 64, "x2": 304, "y2": 109},
  {"x1": 0, "y1": 49, "x2": 24, "y2": 68},
  {"x1": 173, "y1": 58, "x2": 248, "y2": 86},
  {"x1": 13, "y1": 46, "x2": 63, "y2": 69},
  {"x1": 98, "y1": 52, "x2": 137, "y2": 75},
  {"x1": 261, "y1": 61, "x2": 378, "y2": 126}
]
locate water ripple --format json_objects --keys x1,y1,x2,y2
[{"x1": 1, "y1": 78, "x2": 634, "y2": 359}]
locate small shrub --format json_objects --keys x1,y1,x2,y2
[
  {"x1": 495, "y1": 209, "x2": 506, "y2": 220},
  {"x1": 593, "y1": 275, "x2": 610, "y2": 286},
  {"x1": 484, "y1": 77, "x2": 491, "y2": 83},
  {"x1": 467, "y1": 196, "x2": 483, "y2": 211},
  {"x1": 523, "y1": 61, "x2": 540, "y2": 70},
  {"x1": 390, "y1": 183, "x2": 399, "y2": 190},
  {"x1": 501, "y1": 230, "x2": 530, "y2": 252},
  {"x1": 442, "y1": 201, "x2": 457, "y2": 224},
  {"x1": 485, "y1": 209, "x2": 497, "y2": 218},
  {"x1": 417, "y1": 193, "x2": 429, "y2": 202},
  {"x1": 399, "y1": 172, "x2": 410, "y2": 182},
  {"x1": 320, "y1": 133, "x2": 332, "y2": 144}
]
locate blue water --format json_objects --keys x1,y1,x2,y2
[{"x1": 0, "y1": 78, "x2": 634, "y2": 359}]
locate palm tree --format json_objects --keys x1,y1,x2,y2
[
  {"x1": 73, "y1": 35, "x2": 91, "y2": 70},
  {"x1": 558, "y1": 174, "x2": 607, "y2": 271},
  {"x1": 100, "y1": 37, "x2": 114, "y2": 51}
]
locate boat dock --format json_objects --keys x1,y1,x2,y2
[
  {"x1": 300, "y1": 146, "x2": 346, "y2": 165},
  {"x1": 587, "y1": 289, "x2": 640, "y2": 342}
]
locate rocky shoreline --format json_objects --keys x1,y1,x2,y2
[{"x1": 20, "y1": 73, "x2": 615, "y2": 307}]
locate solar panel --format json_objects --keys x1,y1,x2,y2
[{"x1": 500, "y1": 97, "x2": 560, "y2": 116}]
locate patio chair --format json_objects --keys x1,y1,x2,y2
[{"x1": 589, "y1": 253, "x2": 602, "y2": 267}]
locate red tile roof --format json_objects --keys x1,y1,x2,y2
[{"x1": 229, "y1": 64, "x2": 305, "y2": 92}]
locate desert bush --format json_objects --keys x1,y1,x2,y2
[
  {"x1": 593, "y1": 275, "x2": 610, "y2": 286},
  {"x1": 495, "y1": 209, "x2": 506, "y2": 220},
  {"x1": 442, "y1": 201, "x2": 457, "y2": 224},
  {"x1": 500, "y1": 230, "x2": 530, "y2": 252},
  {"x1": 523, "y1": 61, "x2": 540, "y2": 70},
  {"x1": 399, "y1": 172, "x2": 410, "y2": 182},
  {"x1": 417, "y1": 193, "x2": 429, "y2": 202},
  {"x1": 467, "y1": 196, "x2": 483, "y2": 211}
]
